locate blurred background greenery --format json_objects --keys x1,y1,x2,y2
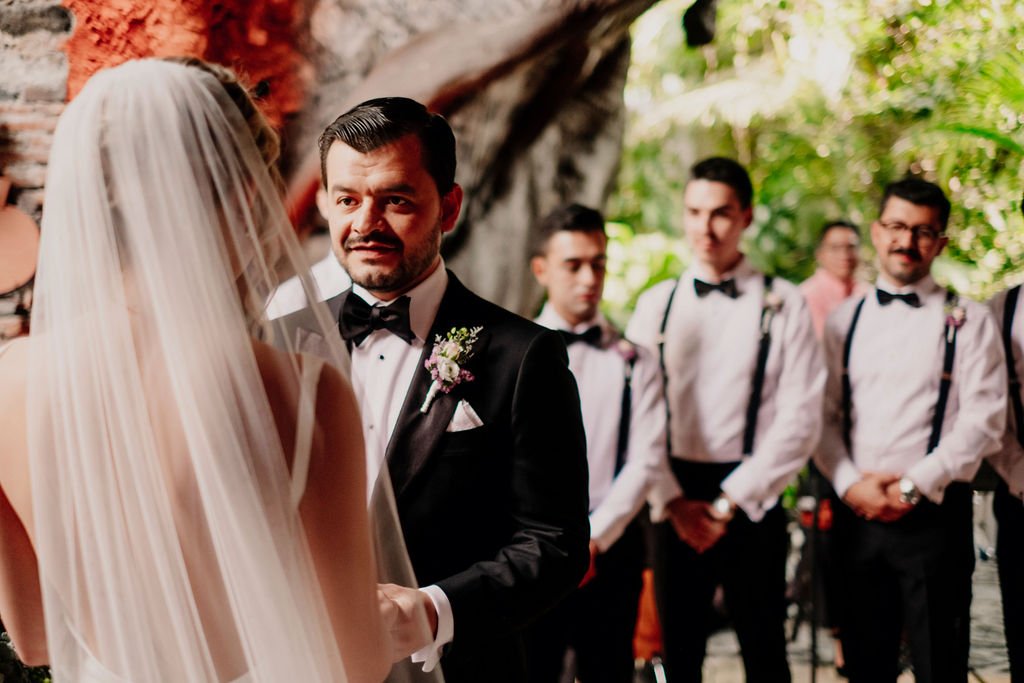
[{"x1": 603, "y1": 0, "x2": 1024, "y2": 327}]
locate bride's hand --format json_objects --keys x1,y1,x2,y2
[{"x1": 377, "y1": 583, "x2": 438, "y2": 662}]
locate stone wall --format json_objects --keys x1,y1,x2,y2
[
  {"x1": 0, "y1": 0, "x2": 72, "y2": 219},
  {"x1": 0, "y1": 0, "x2": 659, "y2": 316}
]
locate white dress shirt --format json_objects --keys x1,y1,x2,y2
[
  {"x1": 987, "y1": 287, "x2": 1024, "y2": 499},
  {"x1": 816, "y1": 274, "x2": 1007, "y2": 503},
  {"x1": 348, "y1": 261, "x2": 452, "y2": 671},
  {"x1": 626, "y1": 258, "x2": 825, "y2": 522},
  {"x1": 534, "y1": 305, "x2": 668, "y2": 551}
]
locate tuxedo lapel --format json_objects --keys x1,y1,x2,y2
[{"x1": 385, "y1": 274, "x2": 490, "y2": 497}]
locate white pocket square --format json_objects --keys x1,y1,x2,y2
[{"x1": 446, "y1": 399, "x2": 484, "y2": 432}]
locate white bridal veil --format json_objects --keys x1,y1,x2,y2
[{"x1": 28, "y1": 59, "x2": 432, "y2": 682}]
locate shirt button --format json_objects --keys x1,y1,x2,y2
[{"x1": 379, "y1": 354, "x2": 385, "y2": 360}]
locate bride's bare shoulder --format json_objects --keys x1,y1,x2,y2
[
  {"x1": 249, "y1": 338, "x2": 351, "y2": 394},
  {"x1": 0, "y1": 337, "x2": 31, "y2": 521}
]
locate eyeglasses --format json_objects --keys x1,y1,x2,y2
[{"x1": 877, "y1": 219, "x2": 943, "y2": 243}]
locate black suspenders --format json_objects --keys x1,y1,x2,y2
[
  {"x1": 658, "y1": 274, "x2": 776, "y2": 457},
  {"x1": 842, "y1": 289, "x2": 960, "y2": 454},
  {"x1": 614, "y1": 351, "x2": 639, "y2": 475},
  {"x1": 657, "y1": 280, "x2": 681, "y2": 453},
  {"x1": 1003, "y1": 285, "x2": 1023, "y2": 448},
  {"x1": 743, "y1": 275, "x2": 776, "y2": 455}
]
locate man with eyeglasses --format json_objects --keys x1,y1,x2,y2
[
  {"x1": 800, "y1": 221, "x2": 871, "y2": 338},
  {"x1": 815, "y1": 177, "x2": 1006, "y2": 682}
]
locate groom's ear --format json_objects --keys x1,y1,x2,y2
[
  {"x1": 315, "y1": 188, "x2": 329, "y2": 221},
  {"x1": 440, "y1": 184, "x2": 463, "y2": 234}
]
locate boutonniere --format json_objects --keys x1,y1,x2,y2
[
  {"x1": 944, "y1": 299, "x2": 966, "y2": 342},
  {"x1": 420, "y1": 326, "x2": 483, "y2": 414},
  {"x1": 760, "y1": 290, "x2": 784, "y2": 335},
  {"x1": 615, "y1": 338, "x2": 638, "y2": 363}
]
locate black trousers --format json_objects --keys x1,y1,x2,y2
[
  {"x1": 525, "y1": 520, "x2": 645, "y2": 683},
  {"x1": 652, "y1": 460, "x2": 791, "y2": 683},
  {"x1": 995, "y1": 480, "x2": 1024, "y2": 681},
  {"x1": 833, "y1": 483, "x2": 974, "y2": 683}
]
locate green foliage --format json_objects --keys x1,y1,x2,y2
[
  {"x1": 0, "y1": 633, "x2": 50, "y2": 683},
  {"x1": 606, "y1": 0, "x2": 1024, "y2": 307}
]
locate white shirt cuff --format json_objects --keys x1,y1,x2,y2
[
  {"x1": 831, "y1": 458, "x2": 863, "y2": 501},
  {"x1": 410, "y1": 585, "x2": 453, "y2": 672},
  {"x1": 905, "y1": 456, "x2": 951, "y2": 504}
]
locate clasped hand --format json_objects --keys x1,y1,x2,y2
[
  {"x1": 843, "y1": 471, "x2": 913, "y2": 522},
  {"x1": 377, "y1": 583, "x2": 438, "y2": 663},
  {"x1": 666, "y1": 497, "x2": 729, "y2": 553}
]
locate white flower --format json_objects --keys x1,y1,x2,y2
[
  {"x1": 764, "y1": 291, "x2": 784, "y2": 311},
  {"x1": 441, "y1": 340, "x2": 461, "y2": 357},
  {"x1": 435, "y1": 356, "x2": 460, "y2": 382}
]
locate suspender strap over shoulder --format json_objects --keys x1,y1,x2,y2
[
  {"x1": 615, "y1": 352, "x2": 639, "y2": 475},
  {"x1": 841, "y1": 297, "x2": 867, "y2": 452},
  {"x1": 742, "y1": 275, "x2": 776, "y2": 455},
  {"x1": 657, "y1": 279, "x2": 681, "y2": 453},
  {"x1": 1004, "y1": 285, "x2": 1024, "y2": 448},
  {"x1": 927, "y1": 290, "x2": 960, "y2": 453}
]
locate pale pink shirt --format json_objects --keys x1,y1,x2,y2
[
  {"x1": 816, "y1": 274, "x2": 1007, "y2": 502},
  {"x1": 987, "y1": 287, "x2": 1024, "y2": 499},
  {"x1": 534, "y1": 305, "x2": 668, "y2": 551},
  {"x1": 626, "y1": 258, "x2": 825, "y2": 522},
  {"x1": 799, "y1": 268, "x2": 871, "y2": 339}
]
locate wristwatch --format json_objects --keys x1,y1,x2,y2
[
  {"x1": 898, "y1": 477, "x2": 922, "y2": 506},
  {"x1": 710, "y1": 494, "x2": 736, "y2": 521}
]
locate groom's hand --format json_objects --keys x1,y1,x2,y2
[{"x1": 377, "y1": 583, "x2": 438, "y2": 662}]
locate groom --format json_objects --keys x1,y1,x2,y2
[{"x1": 278, "y1": 97, "x2": 590, "y2": 682}]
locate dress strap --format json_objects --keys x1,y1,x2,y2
[{"x1": 291, "y1": 354, "x2": 325, "y2": 508}]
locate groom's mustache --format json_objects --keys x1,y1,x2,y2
[{"x1": 344, "y1": 230, "x2": 403, "y2": 252}]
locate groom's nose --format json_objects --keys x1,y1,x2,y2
[{"x1": 351, "y1": 201, "x2": 383, "y2": 236}]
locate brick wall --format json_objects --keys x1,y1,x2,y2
[{"x1": 0, "y1": 0, "x2": 71, "y2": 220}]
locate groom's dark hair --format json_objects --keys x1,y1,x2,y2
[{"x1": 318, "y1": 97, "x2": 457, "y2": 196}]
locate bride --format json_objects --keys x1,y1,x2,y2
[{"x1": 0, "y1": 58, "x2": 408, "y2": 682}]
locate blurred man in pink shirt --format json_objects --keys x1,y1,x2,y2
[{"x1": 800, "y1": 221, "x2": 870, "y2": 338}]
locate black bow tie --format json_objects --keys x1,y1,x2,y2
[
  {"x1": 694, "y1": 278, "x2": 738, "y2": 299},
  {"x1": 339, "y1": 291, "x2": 415, "y2": 346},
  {"x1": 876, "y1": 289, "x2": 921, "y2": 308},
  {"x1": 558, "y1": 325, "x2": 603, "y2": 348}
]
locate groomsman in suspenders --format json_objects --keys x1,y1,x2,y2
[
  {"x1": 987, "y1": 206, "x2": 1024, "y2": 679},
  {"x1": 627, "y1": 158, "x2": 825, "y2": 682},
  {"x1": 816, "y1": 178, "x2": 1006, "y2": 683},
  {"x1": 525, "y1": 204, "x2": 668, "y2": 683}
]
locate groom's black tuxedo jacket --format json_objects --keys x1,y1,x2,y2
[{"x1": 276, "y1": 272, "x2": 590, "y2": 682}]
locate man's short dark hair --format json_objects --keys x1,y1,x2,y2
[
  {"x1": 880, "y1": 177, "x2": 951, "y2": 231},
  {"x1": 817, "y1": 220, "x2": 860, "y2": 247},
  {"x1": 690, "y1": 157, "x2": 754, "y2": 209},
  {"x1": 531, "y1": 203, "x2": 606, "y2": 257},
  {"x1": 318, "y1": 97, "x2": 457, "y2": 195}
]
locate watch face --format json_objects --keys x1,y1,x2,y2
[{"x1": 713, "y1": 497, "x2": 731, "y2": 516}]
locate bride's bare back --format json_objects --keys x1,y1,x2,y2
[{"x1": 0, "y1": 336, "x2": 388, "y2": 682}]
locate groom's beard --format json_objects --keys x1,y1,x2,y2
[{"x1": 341, "y1": 220, "x2": 443, "y2": 294}]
